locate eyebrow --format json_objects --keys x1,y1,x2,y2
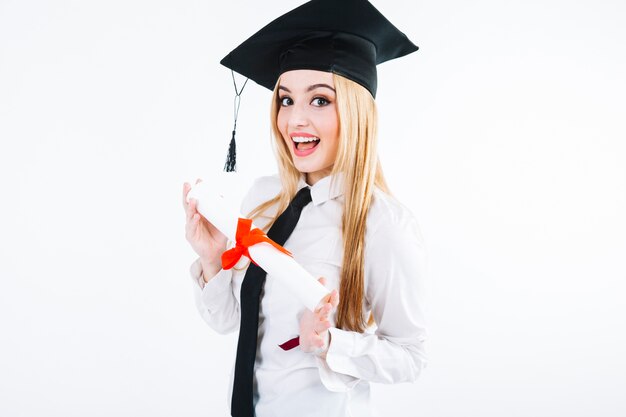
[{"x1": 278, "y1": 83, "x2": 336, "y2": 93}]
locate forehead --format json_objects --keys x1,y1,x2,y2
[{"x1": 278, "y1": 69, "x2": 334, "y2": 89}]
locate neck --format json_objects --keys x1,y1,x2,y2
[{"x1": 305, "y1": 168, "x2": 333, "y2": 186}]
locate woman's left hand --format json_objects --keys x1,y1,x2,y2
[{"x1": 299, "y1": 277, "x2": 339, "y2": 359}]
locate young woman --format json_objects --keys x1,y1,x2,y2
[{"x1": 182, "y1": 1, "x2": 427, "y2": 416}]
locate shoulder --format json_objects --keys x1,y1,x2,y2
[
  {"x1": 366, "y1": 188, "x2": 425, "y2": 247},
  {"x1": 241, "y1": 174, "x2": 283, "y2": 217},
  {"x1": 364, "y1": 190, "x2": 428, "y2": 299},
  {"x1": 368, "y1": 189, "x2": 422, "y2": 233}
]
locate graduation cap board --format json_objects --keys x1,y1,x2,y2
[{"x1": 219, "y1": 0, "x2": 419, "y2": 171}]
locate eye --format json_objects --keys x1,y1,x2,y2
[
  {"x1": 279, "y1": 96, "x2": 293, "y2": 107},
  {"x1": 311, "y1": 96, "x2": 330, "y2": 107}
]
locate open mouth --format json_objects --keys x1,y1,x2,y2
[{"x1": 292, "y1": 135, "x2": 321, "y2": 151}]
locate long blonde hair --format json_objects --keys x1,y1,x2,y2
[{"x1": 248, "y1": 72, "x2": 389, "y2": 332}]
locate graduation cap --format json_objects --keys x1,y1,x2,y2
[{"x1": 220, "y1": 0, "x2": 419, "y2": 171}]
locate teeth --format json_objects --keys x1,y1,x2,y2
[{"x1": 292, "y1": 136, "x2": 320, "y2": 143}]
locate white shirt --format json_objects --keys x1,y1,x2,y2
[{"x1": 189, "y1": 173, "x2": 428, "y2": 417}]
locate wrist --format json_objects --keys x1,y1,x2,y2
[
  {"x1": 313, "y1": 330, "x2": 331, "y2": 359},
  {"x1": 200, "y1": 258, "x2": 222, "y2": 283}
]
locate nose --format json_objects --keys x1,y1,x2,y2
[{"x1": 288, "y1": 101, "x2": 309, "y2": 128}]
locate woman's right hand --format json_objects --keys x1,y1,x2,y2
[{"x1": 182, "y1": 179, "x2": 228, "y2": 269}]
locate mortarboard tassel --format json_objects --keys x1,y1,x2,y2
[
  {"x1": 224, "y1": 70, "x2": 248, "y2": 173},
  {"x1": 224, "y1": 129, "x2": 237, "y2": 172}
]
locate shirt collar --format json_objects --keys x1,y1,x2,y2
[{"x1": 296, "y1": 173, "x2": 345, "y2": 206}]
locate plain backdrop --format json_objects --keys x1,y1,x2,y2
[{"x1": 1, "y1": 0, "x2": 625, "y2": 416}]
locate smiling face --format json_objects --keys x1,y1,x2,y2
[{"x1": 276, "y1": 70, "x2": 340, "y2": 185}]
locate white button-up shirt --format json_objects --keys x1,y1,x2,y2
[{"x1": 189, "y1": 173, "x2": 427, "y2": 417}]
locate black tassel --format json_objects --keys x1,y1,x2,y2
[
  {"x1": 225, "y1": 70, "x2": 248, "y2": 172},
  {"x1": 224, "y1": 129, "x2": 237, "y2": 172}
]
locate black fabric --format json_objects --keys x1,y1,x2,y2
[
  {"x1": 231, "y1": 186, "x2": 313, "y2": 417},
  {"x1": 220, "y1": 0, "x2": 418, "y2": 98}
]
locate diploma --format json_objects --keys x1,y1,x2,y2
[{"x1": 186, "y1": 173, "x2": 331, "y2": 311}]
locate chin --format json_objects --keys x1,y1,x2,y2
[
  {"x1": 292, "y1": 161, "x2": 318, "y2": 174},
  {"x1": 288, "y1": 148, "x2": 333, "y2": 177},
  {"x1": 293, "y1": 160, "x2": 333, "y2": 180}
]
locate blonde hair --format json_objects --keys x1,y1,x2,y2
[{"x1": 248, "y1": 72, "x2": 389, "y2": 332}]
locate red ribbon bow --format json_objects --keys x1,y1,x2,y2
[{"x1": 221, "y1": 218, "x2": 293, "y2": 270}]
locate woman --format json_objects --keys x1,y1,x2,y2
[{"x1": 182, "y1": 1, "x2": 427, "y2": 416}]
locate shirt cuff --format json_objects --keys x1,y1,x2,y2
[
  {"x1": 189, "y1": 258, "x2": 234, "y2": 312},
  {"x1": 315, "y1": 327, "x2": 361, "y2": 392},
  {"x1": 189, "y1": 257, "x2": 206, "y2": 288},
  {"x1": 325, "y1": 327, "x2": 363, "y2": 378}
]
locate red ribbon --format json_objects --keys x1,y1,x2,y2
[
  {"x1": 278, "y1": 336, "x2": 300, "y2": 351},
  {"x1": 221, "y1": 218, "x2": 293, "y2": 270}
]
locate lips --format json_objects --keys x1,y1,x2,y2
[
  {"x1": 290, "y1": 132, "x2": 320, "y2": 156},
  {"x1": 292, "y1": 136, "x2": 320, "y2": 148}
]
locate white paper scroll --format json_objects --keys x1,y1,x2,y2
[{"x1": 186, "y1": 173, "x2": 330, "y2": 311}]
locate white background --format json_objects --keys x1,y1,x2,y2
[{"x1": 1, "y1": 0, "x2": 625, "y2": 416}]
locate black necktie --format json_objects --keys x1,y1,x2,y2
[{"x1": 231, "y1": 186, "x2": 313, "y2": 417}]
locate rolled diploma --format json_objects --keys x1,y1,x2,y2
[{"x1": 187, "y1": 178, "x2": 330, "y2": 311}]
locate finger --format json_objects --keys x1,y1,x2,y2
[
  {"x1": 316, "y1": 308, "x2": 331, "y2": 323},
  {"x1": 304, "y1": 331, "x2": 321, "y2": 344},
  {"x1": 320, "y1": 292, "x2": 335, "y2": 305},
  {"x1": 314, "y1": 310, "x2": 331, "y2": 326},
  {"x1": 313, "y1": 306, "x2": 327, "y2": 318},
  {"x1": 320, "y1": 302, "x2": 333, "y2": 314},
  {"x1": 314, "y1": 306, "x2": 331, "y2": 324},
  {"x1": 318, "y1": 277, "x2": 327, "y2": 286},
  {"x1": 314, "y1": 335, "x2": 326, "y2": 348},
  {"x1": 316, "y1": 337, "x2": 324, "y2": 348},
  {"x1": 188, "y1": 199, "x2": 202, "y2": 228},
  {"x1": 317, "y1": 303, "x2": 331, "y2": 317},
  {"x1": 314, "y1": 321, "x2": 331, "y2": 334},
  {"x1": 183, "y1": 179, "x2": 202, "y2": 211},
  {"x1": 329, "y1": 289, "x2": 339, "y2": 308},
  {"x1": 185, "y1": 214, "x2": 199, "y2": 239},
  {"x1": 186, "y1": 198, "x2": 196, "y2": 222},
  {"x1": 182, "y1": 182, "x2": 190, "y2": 210}
]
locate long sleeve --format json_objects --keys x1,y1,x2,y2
[
  {"x1": 188, "y1": 176, "x2": 281, "y2": 336},
  {"x1": 190, "y1": 257, "x2": 240, "y2": 334},
  {"x1": 319, "y1": 199, "x2": 428, "y2": 388}
]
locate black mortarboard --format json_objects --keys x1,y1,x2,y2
[
  {"x1": 222, "y1": 0, "x2": 418, "y2": 98},
  {"x1": 220, "y1": 0, "x2": 419, "y2": 171}
]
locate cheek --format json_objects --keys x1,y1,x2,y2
[
  {"x1": 276, "y1": 109, "x2": 285, "y2": 129},
  {"x1": 276, "y1": 110, "x2": 289, "y2": 141},
  {"x1": 318, "y1": 113, "x2": 339, "y2": 150},
  {"x1": 325, "y1": 135, "x2": 340, "y2": 163}
]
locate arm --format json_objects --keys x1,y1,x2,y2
[
  {"x1": 189, "y1": 256, "x2": 240, "y2": 334},
  {"x1": 188, "y1": 175, "x2": 280, "y2": 335},
  {"x1": 183, "y1": 178, "x2": 238, "y2": 335},
  {"x1": 317, "y1": 210, "x2": 428, "y2": 388}
]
